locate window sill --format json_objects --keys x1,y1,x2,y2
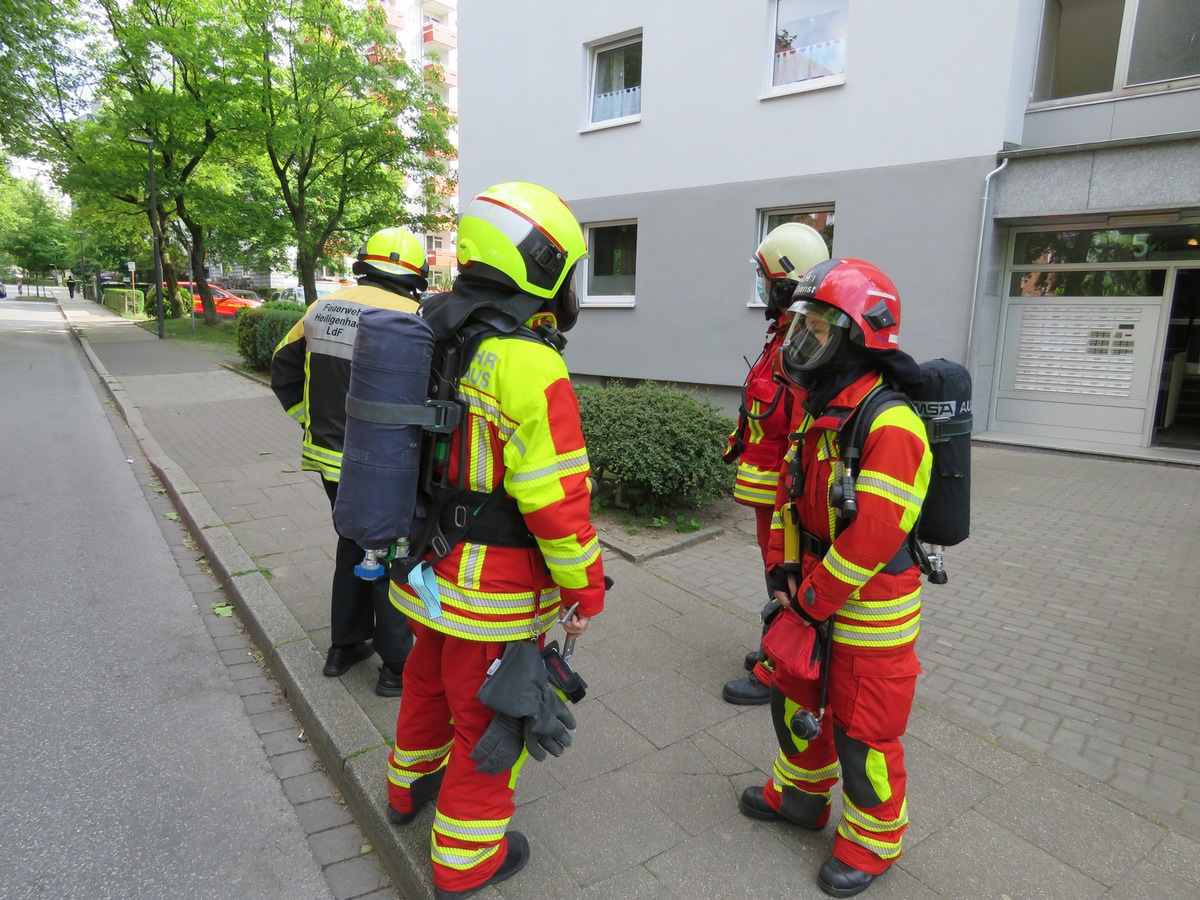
[
  {"x1": 580, "y1": 115, "x2": 641, "y2": 134},
  {"x1": 581, "y1": 296, "x2": 636, "y2": 308},
  {"x1": 759, "y1": 75, "x2": 844, "y2": 102},
  {"x1": 1027, "y1": 78, "x2": 1200, "y2": 111}
]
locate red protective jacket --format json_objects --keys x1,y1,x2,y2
[
  {"x1": 768, "y1": 372, "x2": 931, "y2": 651},
  {"x1": 728, "y1": 318, "x2": 793, "y2": 508}
]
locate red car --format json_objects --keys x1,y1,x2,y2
[{"x1": 179, "y1": 282, "x2": 263, "y2": 318}]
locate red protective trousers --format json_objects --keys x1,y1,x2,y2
[
  {"x1": 386, "y1": 619, "x2": 524, "y2": 893},
  {"x1": 764, "y1": 643, "x2": 921, "y2": 874}
]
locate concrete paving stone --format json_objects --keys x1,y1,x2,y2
[
  {"x1": 227, "y1": 660, "x2": 265, "y2": 682},
  {"x1": 220, "y1": 646, "x2": 257, "y2": 667},
  {"x1": 320, "y1": 855, "x2": 393, "y2": 898},
  {"x1": 904, "y1": 704, "x2": 1029, "y2": 785},
  {"x1": 583, "y1": 627, "x2": 705, "y2": 699},
  {"x1": 242, "y1": 690, "x2": 286, "y2": 716},
  {"x1": 902, "y1": 738, "x2": 1006, "y2": 846},
  {"x1": 232, "y1": 672, "x2": 275, "y2": 697},
  {"x1": 975, "y1": 766, "x2": 1166, "y2": 886},
  {"x1": 251, "y1": 707, "x2": 304, "y2": 737},
  {"x1": 271, "y1": 747, "x2": 323, "y2": 781},
  {"x1": 602, "y1": 669, "x2": 740, "y2": 750},
  {"x1": 900, "y1": 809, "x2": 1106, "y2": 898},
  {"x1": 549, "y1": 697, "x2": 658, "y2": 786},
  {"x1": 627, "y1": 769, "x2": 742, "y2": 837},
  {"x1": 575, "y1": 866, "x2": 681, "y2": 900},
  {"x1": 519, "y1": 770, "x2": 689, "y2": 887},
  {"x1": 284, "y1": 770, "x2": 337, "y2": 806},
  {"x1": 1144, "y1": 832, "x2": 1200, "y2": 887},
  {"x1": 1105, "y1": 859, "x2": 1199, "y2": 900},
  {"x1": 309, "y1": 822, "x2": 372, "y2": 866},
  {"x1": 690, "y1": 729, "x2": 762, "y2": 778},
  {"x1": 213, "y1": 632, "x2": 250, "y2": 652},
  {"x1": 644, "y1": 822, "x2": 832, "y2": 900},
  {"x1": 263, "y1": 725, "x2": 309, "y2": 756}
]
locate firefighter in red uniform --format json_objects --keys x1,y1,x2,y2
[
  {"x1": 738, "y1": 259, "x2": 931, "y2": 897},
  {"x1": 723, "y1": 222, "x2": 830, "y2": 706},
  {"x1": 271, "y1": 227, "x2": 426, "y2": 695},
  {"x1": 383, "y1": 182, "x2": 606, "y2": 900}
]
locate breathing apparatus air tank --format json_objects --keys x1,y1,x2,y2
[
  {"x1": 909, "y1": 358, "x2": 972, "y2": 548},
  {"x1": 333, "y1": 307, "x2": 436, "y2": 567}
]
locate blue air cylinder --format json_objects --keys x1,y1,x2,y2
[{"x1": 333, "y1": 307, "x2": 435, "y2": 551}]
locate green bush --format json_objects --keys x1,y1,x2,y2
[
  {"x1": 576, "y1": 380, "x2": 735, "y2": 511},
  {"x1": 253, "y1": 309, "x2": 304, "y2": 367},
  {"x1": 235, "y1": 307, "x2": 262, "y2": 362}
]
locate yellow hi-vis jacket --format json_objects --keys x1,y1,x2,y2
[
  {"x1": 270, "y1": 285, "x2": 420, "y2": 480},
  {"x1": 389, "y1": 321, "x2": 606, "y2": 642}
]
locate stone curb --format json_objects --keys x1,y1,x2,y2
[{"x1": 597, "y1": 525, "x2": 724, "y2": 564}]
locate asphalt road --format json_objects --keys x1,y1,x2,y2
[{"x1": 0, "y1": 299, "x2": 335, "y2": 899}]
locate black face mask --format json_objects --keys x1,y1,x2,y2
[{"x1": 552, "y1": 267, "x2": 579, "y2": 332}]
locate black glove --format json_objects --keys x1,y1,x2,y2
[
  {"x1": 523, "y1": 685, "x2": 576, "y2": 760},
  {"x1": 766, "y1": 565, "x2": 790, "y2": 597},
  {"x1": 787, "y1": 582, "x2": 825, "y2": 628},
  {"x1": 470, "y1": 713, "x2": 525, "y2": 776}
]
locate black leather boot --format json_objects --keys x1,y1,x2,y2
[
  {"x1": 722, "y1": 671, "x2": 771, "y2": 705},
  {"x1": 817, "y1": 856, "x2": 877, "y2": 897},
  {"x1": 743, "y1": 649, "x2": 760, "y2": 672},
  {"x1": 433, "y1": 831, "x2": 530, "y2": 899},
  {"x1": 387, "y1": 767, "x2": 445, "y2": 826}
]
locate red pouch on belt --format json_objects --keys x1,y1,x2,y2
[{"x1": 761, "y1": 611, "x2": 822, "y2": 682}]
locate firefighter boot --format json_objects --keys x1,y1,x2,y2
[
  {"x1": 723, "y1": 672, "x2": 770, "y2": 705},
  {"x1": 433, "y1": 831, "x2": 530, "y2": 900},
  {"x1": 386, "y1": 768, "x2": 445, "y2": 826},
  {"x1": 818, "y1": 856, "x2": 876, "y2": 897},
  {"x1": 739, "y1": 785, "x2": 828, "y2": 830},
  {"x1": 744, "y1": 649, "x2": 760, "y2": 672}
]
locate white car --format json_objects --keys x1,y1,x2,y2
[{"x1": 276, "y1": 281, "x2": 344, "y2": 306}]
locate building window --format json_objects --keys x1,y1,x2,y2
[
  {"x1": 752, "y1": 206, "x2": 835, "y2": 306},
  {"x1": 588, "y1": 35, "x2": 642, "y2": 126},
  {"x1": 582, "y1": 221, "x2": 637, "y2": 306},
  {"x1": 1032, "y1": 0, "x2": 1200, "y2": 103},
  {"x1": 769, "y1": 0, "x2": 849, "y2": 93}
]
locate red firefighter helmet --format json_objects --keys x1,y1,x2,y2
[{"x1": 776, "y1": 258, "x2": 901, "y2": 383}]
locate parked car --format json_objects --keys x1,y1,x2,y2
[
  {"x1": 275, "y1": 281, "x2": 344, "y2": 306},
  {"x1": 179, "y1": 282, "x2": 263, "y2": 318}
]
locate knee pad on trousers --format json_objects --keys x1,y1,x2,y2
[
  {"x1": 833, "y1": 725, "x2": 886, "y2": 809},
  {"x1": 779, "y1": 785, "x2": 830, "y2": 828}
]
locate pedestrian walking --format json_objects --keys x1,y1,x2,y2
[
  {"x1": 722, "y1": 222, "x2": 829, "y2": 706},
  {"x1": 380, "y1": 182, "x2": 607, "y2": 899},
  {"x1": 67, "y1": 275, "x2": 76, "y2": 299},
  {"x1": 270, "y1": 227, "x2": 427, "y2": 696},
  {"x1": 739, "y1": 258, "x2": 931, "y2": 897}
]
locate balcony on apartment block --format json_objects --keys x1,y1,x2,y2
[
  {"x1": 424, "y1": 60, "x2": 457, "y2": 87},
  {"x1": 422, "y1": 0, "x2": 456, "y2": 17},
  {"x1": 427, "y1": 248, "x2": 456, "y2": 269},
  {"x1": 423, "y1": 21, "x2": 457, "y2": 51},
  {"x1": 369, "y1": 2, "x2": 404, "y2": 31}
]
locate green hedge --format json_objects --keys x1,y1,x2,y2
[
  {"x1": 575, "y1": 380, "x2": 735, "y2": 511},
  {"x1": 101, "y1": 288, "x2": 145, "y2": 316},
  {"x1": 236, "y1": 306, "x2": 305, "y2": 369}
]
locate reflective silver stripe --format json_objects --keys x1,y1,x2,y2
[
  {"x1": 392, "y1": 592, "x2": 560, "y2": 640},
  {"x1": 832, "y1": 617, "x2": 921, "y2": 645},
  {"x1": 460, "y1": 544, "x2": 485, "y2": 590},
  {"x1": 840, "y1": 593, "x2": 921, "y2": 620},
  {"x1": 773, "y1": 751, "x2": 840, "y2": 787},
  {"x1": 509, "y1": 449, "x2": 591, "y2": 484},
  {"x1": 433, "y1": 812, "x2": 510, "y2": 842},
  {"x1": 391, "y1": 741, "x2": 453, "y2": 766},
  {"x1": 824, "y1": 550, "x2": 874, "y2": 583},
  {"x1": 466, "y1": 195, "x2": 538, "y2": 251},
  {"x1": 431, "y1": 842, "x2": 500, "y2": 871},
  {"x1": 462, "y1": 391, "x2": 509, "y2": 434},
  {"x1": 541, "y1": 537, "x2": 601, "y2": 569},
  {"x1": 856, "y1": 473, "x2": 923, "y2": 508}
]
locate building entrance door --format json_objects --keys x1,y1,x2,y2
[{"x1": 1153, "y1": 268, "x2": 1200, "y2": 449}]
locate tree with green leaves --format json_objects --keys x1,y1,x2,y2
[
  {"x1": 237, "y1": 0, "x2": 455, "y2": 303},
  {"x1": 1, "y1": 178, "x2": 72, "y2": 296}
]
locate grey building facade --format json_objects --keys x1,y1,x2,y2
[{"x1": 458, "y1": 1, "x2": 1200, "y2": 458}]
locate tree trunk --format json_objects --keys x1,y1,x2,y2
[{"x1": 183, "y1": 217, "x2": 216, "y2": 325}]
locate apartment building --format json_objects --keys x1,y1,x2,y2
[{"x1": 457, "y1": 0, "x2": 1200, "y2": 457}]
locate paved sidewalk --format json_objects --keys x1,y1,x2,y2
[{"x1": 58, "y1": 294, "x2": 1200, "y2": 898}]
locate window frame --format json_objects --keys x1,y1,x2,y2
[
  {"x1": 1029, "y1": 0, "x2": 1200, "y2": 108},
  {"x1": 749, "y1": 204, "x2": 836, "y2": 308},
  {"x1": 761, "y1": 0, "x2": 849, "y2": 100},
  {"x1": 580, "y1": 219, "x2": 638, "y2": 308},
  {"x1": 582, "y1": 31, "x2": 643, "y2": 132}
]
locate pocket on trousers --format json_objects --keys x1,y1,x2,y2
[{"x1": 840, "y1": 650, "x2": 922, "y2": 740}]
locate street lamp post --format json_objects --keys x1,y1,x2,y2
[{"x1": 129, "y1": 135, "x2": 164, "y2": 339}]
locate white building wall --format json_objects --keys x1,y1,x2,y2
[{"x1": 459, "y1": 0, "x2": 1035, "y2": 202}]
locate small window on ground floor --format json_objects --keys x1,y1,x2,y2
[
  {"x1": 582, "y1": 221, "x2": 637, "y2": 307},
  {"x1": 752, "y1": 205, "x2": 835, "y2": 306}
]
